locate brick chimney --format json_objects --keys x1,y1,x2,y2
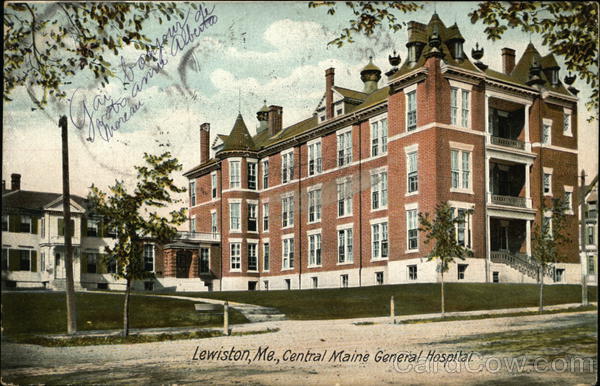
[
  {"x1": 502, "y1": 48, "x2": 516, "y2": 75},
  {"x1": 325, "y1": 68, "x2": 334, "y2": 120},
  {"x1": 268, "y1": 105, "x2": 283, "y2": 137},
  {"x1": 11, "y1": 173, "x2": 21, "y2": 191},
  {"x1": 200, "y1": 123, "x2": 210, "y2": 164}
]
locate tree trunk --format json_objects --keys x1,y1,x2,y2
[
  {"x1": 539, "y1": 265, "x2": 544, "y2": 314},
  {"x1": 441, "y1": 268, "x2": 445, "y2": 316},
  {"x1": 123, "y1": 277, "x2": 132, "y2": 337},
  {"x1": 59, "y1": 116, "x2": 77, "y2": 335}
]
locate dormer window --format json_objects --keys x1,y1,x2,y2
[
  {"x1": 551, "y1": 69, "x2": 559, "y2": 86},
  {"x1": 408, "y1": 45, "x2": 417, "y2": 64},
  {"x1": 453, "y1": 42, "x2": 464, "y2": 60}
]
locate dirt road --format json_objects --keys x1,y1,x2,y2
[{"x1": 1, "y1": 311, "x2": 596, "y2": 385}]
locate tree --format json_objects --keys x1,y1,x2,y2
[
  {"x1": 531, "y1": 196, "x2": 571, "y2": 313},
  {"x1": 88, "y1": 152, "x2": 187, "y2": 336},
  {"x1": 418, "y1": 202, "x2": 474, "y2": 315},
  {"x1": 309, "y1": 2, "x2": 598, "y2": 119},
  {"x1": 3, "y1": 2, "x2": 190, "y2": 109}
]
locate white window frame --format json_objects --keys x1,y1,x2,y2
[
  {"x1": 247, "y1": 201, "x2": 258, "y2": 233},
  {"x1": 370, "y1": 113, "x2": 388, "y2": 157},
  {"x1": 543, "y1": 167, "x2": 553, "y2": 196},
  {"x1": 281, "y1": 193, "x2": 294, "y2": 228},
  {"x1": 337, "y1": 177, "x2": 353, "y2": 218},
  {"x1": 229, "y1": 199, "x2": 242, "y2": 232},
  {"x1": 199, "y1": 247, "x2": 210, "y2": 273},
  {"x1": 405, "y1": 84, "x2": 417, "y2": 132},
  {"x1": 308, "y1": 139, "x2": 323, "y2": 176},
  {"x1": 143, "y1": 243, "x2": 155, "y2": 272},
  {"x1": 371, "y1": 168, "x2": 388, "y2": 211},
  {"x1": 262, "y1": 240, "x2": 270, "y2": 272},
  {"x1": 542, "y1": 118, "x2": 552, "y2": 145},
  {"x1": 406, "y1": 203, "x2": 419, "y2": 252},
  {"x1": 449, "y1": 142, "x2": 474, "y2": 194},
  {"x1": 408, "y1": 264, "x2": 418, "y2": 280},
  {"x1": 448, "y1": 201, "x2": 474, "y2": 249},
  {"x1": 563, "y1": 108, "x2": 572, "y2": 137},
  {"x1": 307, "y1": 229, "x2": 322, "y2": 267},
  {"x1": 336, "y1": 127, "x2": 353, "y2": 167},
  {"x1": 449, "y1": 80, "x2": 472, "y2": 128},
  {"x1": 210, "y1": 210, "x2": 217, "y2": 234},
  {"x1": 337, "y1": 224, "x2": 354, "y2": 265},
  {"x1": 370, "y1": 218, "x2": 389, "y2": 261},
  {"x1": 211, "y1": 172, "x2": 217, "y2": 199},
  {"x1": 405, "y1": 144, "x2": 419, "y2": 195},
  {"x1": 282, "y1": 235, "x2": 294, "y2": 270},
  {"x1": 189, "y1": 181, "x2": 196, "y2": 206},
  {"x1": 247, "y1": 241, "x2": 258, "y2": 272},
  {"x1": 229, "y1": 159, "x2": 241, "y2": 189},
  {"x1": 247, "y1": 161, "x2": 257, "y2": 190},
  {"x1": 262, "y1": 202, "x2": 269, "y2": 232},
  {"x1": 281, "y1": 150, "x2": 294, "y2": 184},
  {"x1": 262, "y1": 159, "x2": 269, "y2": 189},
  {"x1": 308, "y1": 186, "x2": 322, "y2": 223},
  {"x1": 563, "y1": 185, "x2": 574, "y2": 215},
  {"x1": 230, "y1": 242, "x2": 241, "y2": 271},
  {"x1": 340, "y1": 274, "x2": 349, "y2": 288},
  {"x1": 376, "y1": 271, "x2": 384, "y2": 285}
]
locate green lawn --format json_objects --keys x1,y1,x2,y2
[
  {"x1": 182, "y1": 283, "x2": 597, "y2": 320},
  {"x1": 1, "y1": 292, "x2": 247, "y2": 335}
]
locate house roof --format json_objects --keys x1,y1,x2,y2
[
  {"x1": 2, "y1": 190, "x2": 87, "y2": 213},
  {"x1": 333, "y1": 86, "x2": 368, "y2": 101},
  {"x1": 220, "y1": 114, "x2": 258, "y2": 152}
]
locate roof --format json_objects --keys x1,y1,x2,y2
[
  {"x1": 333, "y1": 86, "x2": 368, "y2": 101},
  {"x1": 2, "y1": 190, "x2": 87, "y2": 212},
  {"x1": 220, "y1": 114, "x2": 258, "y2": 152},
  {"x1": 361, "y1": 58, "x2": 381, "y2": 73}
]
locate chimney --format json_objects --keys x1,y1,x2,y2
[
  {"x1": 502, "y1": 48, "x2": 516, "y2": 75},
  {"x1": 200, "y1": 123, "x2": 210, "y2": 164},
  {"x1": 325, "y1": 68, "x2": 334, "y2": 120},
  {"x1": 268, "y1": 105, "x2": 283, "y2": 137},
  {"x1": 11, "y1": 173, "x2": 21, "y2": 191}
]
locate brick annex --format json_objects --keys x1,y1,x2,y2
[{"x1": 2, "y1": 13, "x2": 583, "y2": 292}]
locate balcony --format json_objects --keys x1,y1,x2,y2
[
  {"x1": 490, "y1": 136, "x2": 525, "y2": 150},
  {"x1": 489, "y1": 194, "x2": 530, "y2": 208},
  {"x1": 176, "y1": 231, "x2": 220, "y2": 243}
]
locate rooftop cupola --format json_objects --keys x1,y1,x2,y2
[
  {"x1": 256, "y1": 100, "x2": 269, "y2": 133},
  {"x1": 446, "y1": 23, "x2": 465, "y2": 60},
  {"x1": 360, "y1": 57, "x2": 381, "y2": 94},
  {"x1": 385, "y1": 50, "x2": 401, "y2": 76}
]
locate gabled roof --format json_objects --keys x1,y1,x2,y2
[
  {"x1": 333, "y1": 86, "x2": 368, "y2": 101},
  {"x1": 2, "y1": 190, "x2": 87, "y2": 213},
  {"x1": 220, "y1": 114, "x2": 258, "y2": 152}
]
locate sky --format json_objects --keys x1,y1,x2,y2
[{"x1": 3, "y1": 1, "x2": 598, "y2": 209}]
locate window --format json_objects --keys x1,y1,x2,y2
[
  {"x1": 282, "y1": 238, "x2": 294, "y2": 269},
  {"x1": 263, "y1": 243, "x2": 270, "y2": 271},
  {"x1": 376, "y1": 272, "x2": 384, "y2": 285},
  {"x1": 563, "y1": 112, "x2": 572, "y2": 136},
  {"x1": 407, "y1": 209, "x2": 418, "y2": 251},
  {"x1": 19, "y1": 250, "x2": 31, "y2": 271},
  {"x1": 312, "y1": 276, "x2": 318, "y2": 289},
  {"x1": 371, "y1": 222, "x2": 389, "y2": 260},
  {"x1": 337, "y1": 179, "x2": 352, "y2": 217},
  {"x1": 492, "y1": 271, "x2": 499, "y2": 283},
  {"x1": 248, "y1": 203, "x2": 257, "y2": 232},
  {"x1": 554, "y1": 268, "x2": 565, "y2": 283},
  {"x1": 406, "y1": 90, "x2": 417, "y2": 131},
  {"x1": 229, "y1": 202, "x2": 241, "y2": 231},
  {"x1": 189, "y1": 217, "x2": 196, "y2": 233},
  {"x1": 230, "y1": 243, "x2": 241, "y2": 271},
  {"x1": 189, "y1": 181, "x2": 196, "y2": 206},
  {"x1": 211, "y1": 211, "x2": 218, "y2": 234},
  {"x1": 20, "y1": 215, "x2": 32, "y2": 233},
  {"x1": 371, "y1": 171, "x2": 388, "y2": 210},
  {"x1": 87, "y1": 219, "x2": 99, "y2": 237},
  {"x1": 41, "y1": 252, "x2": 45, "y2": 271},
  {"x1": 458, "y1": 264, "x2": 468, "y2": 280},
  {"x1": 108, "y1": 257, "x2": 117, "y2": 274},
  {"x1": 308, "y1": 141, "x2": 322, "y2": 175},
  {"x1": 262, "y1": 160, "x2": 269, "y2": 189},
  {"x1": 542, "y1": 123, "x2": 551, "y2": 144},
  {"x1": 41, "y1": 218, "x2": 45, "y2": 237},
  {"x1": 408, "y1": 265, "x2": 417, "y2": 280},
  {"x1": 281, "y1": 151, "x2": 294, "y2": 183},
  {"x1": 587, "y1": 225, "x2": 595, "y2": 246},
  {"x1": 371, "y1": 117, "x2": 388, "y2": 156},
  {"x1": 450, "y1": 87, "x2": 470, "y2": 128},
  {"x1": 285, "y1": 279, "x2": 291, "y2": 290},
  {"x1": 2, "y1": 215, "x2": 8, "y2": 232},
  {"x1": 87, "y1": 253, "x2": 98, "y2": 274},
  {"x1": 308, "y1": 189, "x2": 322, "y2": 223},
  {"x1": 264, "y1": 280, "x2": 269, "y2": 291},
  {"x1": 338, "y1": 228, "x2": 353, "y2": 263},
  {"x1": 453, "y1": 42, "x2": 464, "y2": 60},
  {"x1": 248, "y1": 243, "x2": 258, "y2": 271},
  {"x1": 543, "y1": 172, "x2": 552, "y2": 195},
  {"x1": 308, "y1": 233, "x2": 322, "y2": 266},
  {"x1": 452, "y1": 207, "x2": 472, "y2": 248},
  {"x1": 340, "y1": 274, "x2": 349, "y2": 288},
  {"x1": 143, "y1": 244, "x2": 154, "y2": 272},
  {"x1": 58, "y1": 218, "x2": 75, "y2": 237},
  {"x1": 451, "y1": 149, "x2": 471, "y2": 190},
  {"x1": 282, "y1": 196, "x2": 294, "y2": 228},
  {"x1": 211, "y1": 173, "x2": 217, "y2": 198},
  {"x1": 337, "y1": 129, "x2": 352, "y2": 166},
  {"x1": 563, "y1": 187, "x2": 573, "y2": 214},
  {"x1": 262, "y1": 203, "x2": 269, "y2": 231},
  {"x1": 543, "y1": 215, "x2": 553, "y2": 237},
  {"x1": 199, "y1": 248, "x2": 209, "y2": 273},
  {"x1": 588, "y1": 255, "x2": 595, "y2": 274},
  {"x1": 248, "y1": 162, "x2": 257, "y2": 190},
  {"x1": 407, "y1": 151, "x2": 418, "y2": 193},
  {"x1": 229, "y1": 160, "x2": 241, "y2": 188}
]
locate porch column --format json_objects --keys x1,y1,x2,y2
[
  {"x1": 525, "y1": 162, "x2": 531, "y2": 208},
  {"x1": 486, "y1": 214, "x2": 491, "y2": 282},
  {"x1": 484, "y1": 94, "x2": 490, "y2": 136},
  {"x1": 526, "y1": 220, "x2": 532, "y2": 256},
  {"x1": 524, "y1": 103, "x2": 531, "y2": 145}
]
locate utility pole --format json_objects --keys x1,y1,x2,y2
[
  {"x1": 59, "y1": 115, "x2": 78, "y2": 334},
  {"x1": 579, "y1": 169, "x2": 588, "y2": 306}
]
